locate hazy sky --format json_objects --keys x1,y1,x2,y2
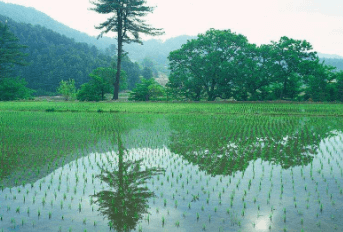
[{"x1": 2, "y1": 0, "x2": 343, "y2": 56}]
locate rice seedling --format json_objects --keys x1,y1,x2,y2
[{"x1": 0, "y1": 105, "x2": 343, "y2": 231}]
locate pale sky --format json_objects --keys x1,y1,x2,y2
[{"x1": 2, "y1": 0, "x2": 343, "y2": 56}]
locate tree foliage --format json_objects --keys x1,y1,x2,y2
[
  {"x1": 168, "y1": 29, "x2": 342, "y2": 102},
  {"x1": 77, "y1": 67, "x2": 127, "y2": 101},
  {"x1": 129, "y1": 77, "x2": 165, "y2": 101},
  {"x1": 0, "y1": 20, "x2": 33, "y2": 101},
  {"x1": 90, "y1": 0, "x2": 164, "y2": 100},
  {"x1": 168, "y1": 29, "x2": 249, "y2": 101},
  {"x1": 57, "y1": 79, "x2": 77, "y2": 101},
  {"x1": 0, "y1": 15, "x2": 142, "y2": 95},
  {"x1": 0, "y1": 20, "x2": 28, "y2": 79},
  {"x1": 0, "y1": 77, "x2": 33, "y2": 101},
  {"x1": 141, "y1": 67, "x2": 153, "y2": 80}
]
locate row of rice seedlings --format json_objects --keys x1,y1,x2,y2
[{"x1": 2, "y1": 112, "x2": 343, "y2": 231}]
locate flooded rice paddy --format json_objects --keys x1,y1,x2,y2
[{"x1": 1, "y1": 112, "x2": 343, "y2": 231}]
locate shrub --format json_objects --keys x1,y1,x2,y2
[
  {"x1": 0, "y1": 77, "x2": 34, "y2": 101},
  {"x1": 129, "y1": 78, "x2": 165, "y2": 101},
  {"x1": 57, "y1": 79, "x2": 77, "y2": 101}
]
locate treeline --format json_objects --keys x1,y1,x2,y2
[
  {"x1": 167, "y1": 29, "x2": 343, "y2": 102},
  {"x1": 0, "y1": 15, "x2": 149, "y2": 95}
]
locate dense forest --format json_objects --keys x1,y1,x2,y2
[
  {"x1": 0, "y1": 1, "x2": 114, "y2": 52},
  {"x1": 0, "y1": 15, "x2": 146, "y2": 95},
  {"x1": 0, "y1": 2, "x2": 196, "y2": 75}
]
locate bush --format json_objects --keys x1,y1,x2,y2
[
  {"x1": 77, "y1": 67, "x2": 127, "y2": 101},
  {"x1": 129, "y1": 78, "x2": 165, "y2": 101},
  {"x1": 57, "y1": 79, "x2": 77, "y2": 101},
  {"x1": 77, "y1": 83, "x2": 102, "y2": 101},
  {"x1": 0, "y1": 77, "x2": 34, "y2": 101}
]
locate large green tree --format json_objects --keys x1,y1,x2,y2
[
  {"x1": 269, "y1": 37, "x2": 317, "y2": 100},
  {"x1": 90, "y1": 0, "x2": 164, "y2": 100},
  {"x1": 168, "y1": 29, "x2": 249, "y2": 101},
  {"x1": 231, "y1": 44, "x2": 275, "y2": 101},
  {"x1": 303, "y1": 61, "x2": 337, "y2": 101}
]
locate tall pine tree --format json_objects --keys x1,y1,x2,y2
[{"x1": 90, "y1": 0, "x2": 164, "y2": 100}]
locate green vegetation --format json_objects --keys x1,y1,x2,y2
[
  {"x1": 129, "y1": 78, "x2": 165, "y2": 101},
  {"x1": 0, "y1": 20, "x2": 33, "y2": 100},
  {"x1": 0, "y1": 101, "x2": 343, "y2": 116},
  {"x1": 0, "y1": 15, "x2": 146, "y2": 96},
  {"x1": 1, "y1": 2, "x2": 343, "y2": 230},
  {"x1": 0, "y1": 108, "x2": 342, "y2": 231},
  {"x1": 77, "y1": 67, "x2": 127, "y2": 102},
  {"x1": 2, "y1": 16, "x2": 343, "y2": 103},
  {"x1": 90, "y1": 0, "x2": 164, "y2": 100},
  {"x1": 56, "y1": 79, "x2": 77, "y2": 101},
  {"x1": 0, "y1": 77, "x2": 33, "y2": 101},
  {"x1": 0, "y1": 20, "x2": 28, "y2": 79},
  {"x1": 167, "y1": 29, "x2": 343, "y2": 102}
]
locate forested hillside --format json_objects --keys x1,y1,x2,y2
[
  {"x1": 321, "y1": 58, "x2": 343, "y2": 71},
  {"x1": 0, "y1": 1, "x2": 114, "y2": 51},
  {"x1": 0, "y1": 15, "x2": 141, "y2": 95},
  {"x1": 0, "y1": 2, "x2": 195, "y2": 74}
]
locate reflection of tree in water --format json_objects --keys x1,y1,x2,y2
[
  {"x1": 92, "y1": 130, "x2": 164, "y2": 232},
  {"x1": 168, "y1": 115, "x2": 343, "y2": 176}
]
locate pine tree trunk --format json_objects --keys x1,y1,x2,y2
[
  {"x1": 113, "y1": 16, "x2": 123, "y2": 100},
  {"x1": 113, "y1": 39, "x2": 122, "y2": 100}
]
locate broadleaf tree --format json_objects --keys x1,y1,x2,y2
[
  {"x1": 90, "y1": 0, "x2": 164, "y2": 100},
  {"x1": 168, "y1": 29, "x2": 249, "y2": 101},
  {"x1": 269, "y1": 37, "x2": 317, "y2": 100}
]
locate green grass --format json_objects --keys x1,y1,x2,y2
[{"x1": 0, "y1": 101, "x2": 343, "y2": 116}]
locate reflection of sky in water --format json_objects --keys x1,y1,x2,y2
[
  {"x1": 1, "y1": 131, "x2": 343, "y2": 231},
  {"x1": 255, "y1": 216, "x2": 269, "y2": 230}
]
